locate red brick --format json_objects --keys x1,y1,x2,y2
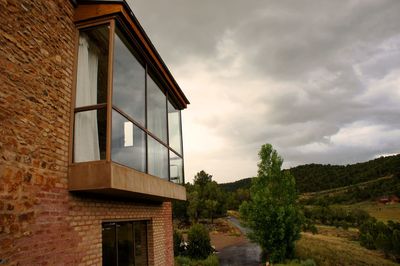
[{"x1": 0, "y1": 1, "x2": 175, "y2": 265}]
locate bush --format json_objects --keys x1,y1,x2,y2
[
  {"x1": 174, "y1": 229, "x2": 185, "y2": 256},
  {"x1": 187, "y1": 223, "x2": 213, "y2": 260},
  {"x1": 360, "y1": 219, "x2": 400, "y2": 261},
  {"x1": 302, "y1": 219, "x2": 318, "y2": 234},
  {"x1": 175, "y1": 254, "x2": 219, "y2": 266}
]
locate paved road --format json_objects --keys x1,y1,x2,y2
[{"x1": 217, "y1": 217, "x2": 262, "y2": 266}]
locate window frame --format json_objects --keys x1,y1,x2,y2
[{"x1": 70, "y1": 16, "x2": 185, "y2": 183}]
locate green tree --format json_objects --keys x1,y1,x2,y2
[
  {"x1": 376, "y1": 232, "x2": 392, "y2": 255},
  {"x1": 392, "y1": 229, "x2": 400, "y2": 256},
  {"x1": 187, "y1": 224, "x2": 213, "y2": 259},
  {"x1": 194, "y1": 170, "x2": 213, "y2": 189},
  {"x1": 205, "y1": 199, "x2": 218, "y2": 223},
  {"x1": 240, "y1": 144, "x2": 302, "y2": 263},
  {"x1": 187, "y1": 190, "x2": 200, "y2": 223}
]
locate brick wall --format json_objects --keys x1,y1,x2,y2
[{"x1": 0, "y1": 1, "x2": 174, "y2": 265}]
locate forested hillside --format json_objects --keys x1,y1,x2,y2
[
  {"x1": 289, "y1": 154, "x2": 400, "y2": 193},
  {"x1": 220, "y1": 177, "x2": 252, "y2": 192},
  {"x1": 220, "y1": 154, "x2": 400, "y2": 194}
]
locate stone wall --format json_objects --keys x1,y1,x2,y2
[{"x1": 0, "y1": 0, "x2": 173, "y2": 265}]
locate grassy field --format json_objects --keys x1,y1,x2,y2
[
  {"x1": 296, "y1": 231, "x2": 398, "y2": 266},
  {"x1": 338, "y1": 201, "x2": 400, "y2": 223}
]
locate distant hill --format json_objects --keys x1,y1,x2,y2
[
  {"x1": 220, "y1": 177, "x2": 252, "y2": 192},
  {"x1": 220, "y1": 154, "x2": 400, "y2": 194},
  {"x1": 289, "y1": 154, "x2": 400, "y2": 193}
]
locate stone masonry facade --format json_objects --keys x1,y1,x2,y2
[{"x1": 0, "y1": 0, "x2": 174, "y2": 265}]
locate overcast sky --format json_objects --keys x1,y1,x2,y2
[{"x1": 129, "y1": 0, "x2": 400, "y2": 183}]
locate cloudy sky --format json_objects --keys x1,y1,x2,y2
[{"x1": 129, "y1": 0, "x2": 400, "y2": 183}]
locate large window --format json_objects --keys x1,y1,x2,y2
[
  {"x1": 73, "y1": 21, "x2": 184, "y2": 183},
  {"x1": 102, "y1": 221, "x2": 148, "y2": 266},
  {"x1": 74, "y1": 25, "x2": 109, "y2": 162}
]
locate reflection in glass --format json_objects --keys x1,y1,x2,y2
[
  {"x1": 74, "y1": 109, "x2": 106, "y2": 162},
  {"x1": 112, "y1": 110, "x2": 146, "y2": 172},
  {"x1": 148, "y1": 136, "x2": 168, "y2": 179},
  {"x1": 169, "y1": 151, "x2": 183, "y2": 184},
  {"x1": 76, "y1": 25, "x2": 109, "y2": 107},
  {"x1": 168, "y1": 101, "x2": 182, "y2": 155},
  {"x1": 102, "y1": 221, "x2": 147, "y2": 266},
  {"x1": 117, "y1": 223, "x2": 134, "y2": 266},
  {"x1": 102, "y1": 223, "x2": 116, "y2": 266},
  {"x1": 147, "y1": 75, "x2": 167, "y2": 142},
  {"x1": 134, "y1": 221, "x2": 148, "y2": 265},
  {"x1": 113, "y1": 29, "x2": 145, "y2": 125}
]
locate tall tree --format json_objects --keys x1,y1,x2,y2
[
  {"x1": 240, "y1": 144, "x2": 302, "y2": 263},
  {"x1": 194, "y1": 170, "x2": 213, "y2": 189}
]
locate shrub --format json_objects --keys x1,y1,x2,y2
[
  {"x1": 187, "y1": 223, "x2": 213, "y2": 259},
  {"x1": 174, "y1": 229, "x2": 185, "y2": 256},
  {"x1": 302, "y1": 219, "x2": 318, "y2": 234},
  {"x1": 175, "y1": 254, "x2": 219, "y2": 266}
]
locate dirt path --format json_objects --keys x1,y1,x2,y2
[{"x1": 214, "y1": 217, "x2": 262, "y2": 266}]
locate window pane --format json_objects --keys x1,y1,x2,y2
[
  {"x1": 147, "y1": 75, "x2": 167, "y2": 142},
  {"x1": 169, "y1": 151, "x2": 183, "y2": 184},
  {"x1": 134, "y1": 221, "x2": 148, "y2": 265},
  {"x1": 112, "y1": 110, "x2": 146, "y2": 172},
  {"x1": 117, "y1": 223, "x2": 134, "y2": 266},
  {"x1": 102, "y1": 223, "x2": 116, "y2": 266},
  {"x1": 148, "y1": 136, "x2": 168, "y2": 179},
  {"x1": 113, "y1": 29, "x2": 145, "y2": 125},
  {"x1": 168, "y1": 101, "x2": 182, "y2": 155},
  {"x1": 74, "y1": 109, "x2": 106, "y2": 162},
  {"x1": 76, "y1": 25, "x2": 109, "y2": 107}
]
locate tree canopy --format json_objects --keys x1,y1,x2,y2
[{"x1": 240, "y1": 144, "x2": 302, "y2": 263}]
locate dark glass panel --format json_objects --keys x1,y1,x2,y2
[
  {"x1": 147, "y1": 75, "x2": 167, "y2": 142},
  {"x1": 134, "y1": 221, "x2": 148, "y2": 265},
  {"x1": 111, "y1": 110, "x2": 146, "y2": 172},
  {"x1": 102, "y1": 223, "x2": 116, "y2": 266},
  {"x1": 117, "y1": 223, "x2": 134, "y2": 266},
  {"x1": 113, "y1": 29, "x2": 146, "y2": 125},
  {"x1": 168, "y1": 101, "x2": 182, "y2": 155},
  {"x1": 148, "y1": 136, "x2": 168, "y2": 179}
]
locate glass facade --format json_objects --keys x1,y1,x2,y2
[
  {"x1": 73, "y1": 25, "x2": 109, "y2": 162},
  {"x1": 75, "y1": 26, "x2": 109, "y2": 107},
  {"x1": 169, "y1": 151, "x2": 183, "y2": 184},
  {"x1": 168, "y1": 101, "x2": 182, "y2": 155},
  {"x1": 111, "y1": 110, "x2": 146, "y2": 172},
  {"x1": 113, "y1": 30, "x2": 146, "y2": 126},
  {"x1": 147, "y1": 75, "x2": 167, "y2": 142},
  {"x1": 148, "y1": 136, "x2": 168, "y2": 180},
  {"x1": 74, "y1": 22, "x2": 185, "y2": 183},
  {"x1": 102, "y1": 221, "x2": 148, "y2": 266}
]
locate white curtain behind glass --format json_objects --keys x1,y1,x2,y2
[{"x1": 74, "y1": 34, "x2": 100, "y2": 162}]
